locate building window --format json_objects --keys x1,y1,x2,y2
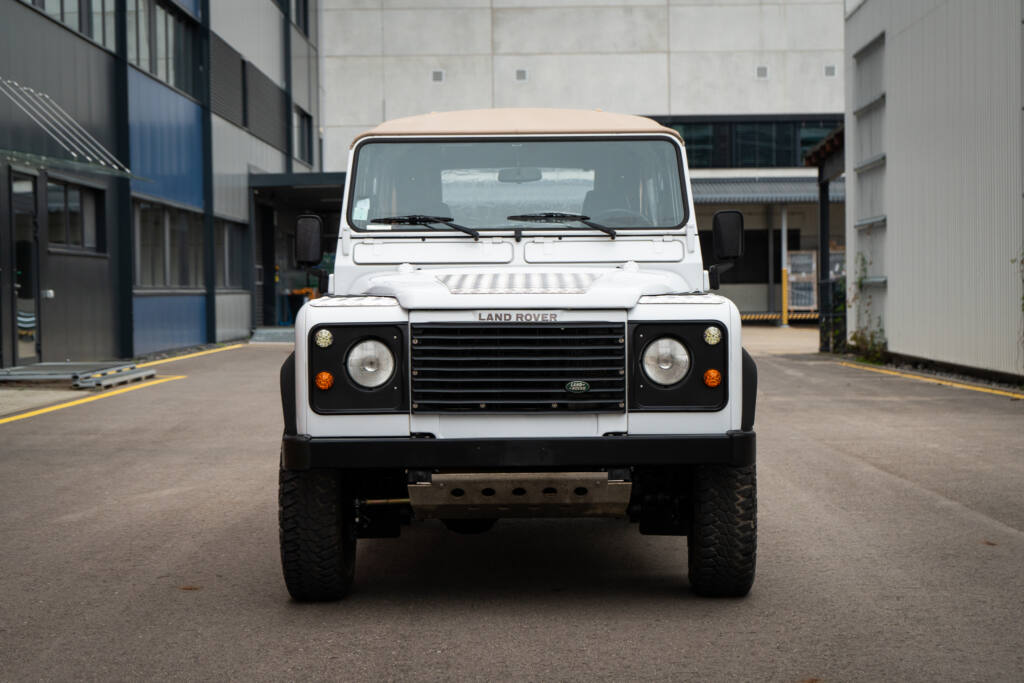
[
  {"x1": 291, "y1": 0, "x2": 309, "y2": 35},
  {"x1": 655, "y1": 116, "x2": 843, "y2": 169},
  {"x1": 46, "y1": 180, "x2": 103, "y2": 251},
  {"x1": 215, "y1": 220, "x2": 246, "y2": 289},
  {"x1": 23, "y1": 0, "x2": 114, "y2": 50},
  {"x1": 294, "y1": 107, "x2": 313, "y2": 165},
  {"x1": 127, "y1": 0, "x2": 200, "y2": 99},
  {"x1": 134, "y1": 201, "x2": 204, "y2": 289}
]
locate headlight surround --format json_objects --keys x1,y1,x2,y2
[
  {"x1": 345, "y1": 339, "x2": 395, "y2": 388},
  {"x1": 641, "y1": 337, "x2": 691, "y2": 386}
]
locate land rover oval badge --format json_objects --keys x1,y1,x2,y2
[{"x1": 565, "y1": 380, "x2": 591, "y2": 394}]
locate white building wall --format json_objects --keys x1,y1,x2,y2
[
  {"x1": 845, "y1": 0, "x2": 1024, "y2": 376},
  {"x1": 321, "y1": 0, "x2": 845, "y2": 169}
]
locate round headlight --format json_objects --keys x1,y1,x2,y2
[
  {"x1": 641, "y1": 337, "x2": 691, "y2": 386},
  {"x1": 346, "y1": 339, "x2": 395, "y2": 388}
]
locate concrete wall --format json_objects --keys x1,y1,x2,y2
[
  {"x1": 320, "y1": 0, "x2": 846, "y2": 169},
  {"x1": 845, "y1": 0, "x2": 1024, "y2": 376}
]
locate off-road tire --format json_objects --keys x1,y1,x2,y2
[
  {"x1": 441, "y1": 518, "x2": 498, "y2": 534},
  {"x1": 279, "y1": 467, "x2": 356, "y2": 601},
  {"x1": 687, "y1": 463, "x2": 756, "y2": 597}
]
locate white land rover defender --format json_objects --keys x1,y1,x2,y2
[{"x1": 279, "y1": 109, "x2": 757, "y2": 601}]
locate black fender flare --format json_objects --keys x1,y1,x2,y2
[
  {"x1": 741, "y1": 348, "x2": 757, "y2": 431},
  {"x1": 281, "y1": 352, "x2": 297, "y2": 436}
]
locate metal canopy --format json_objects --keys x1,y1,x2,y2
[
  {"x1": 692, "y1": 176, "x2": 845, "y2": 204},
  {"x1": 0, "y1": 77, "x2": 135, "y2": 179}
]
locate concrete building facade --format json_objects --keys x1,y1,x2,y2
[
  {"x1": 844, "y1": 0, "x2": 1024, "y2": 377},
  {"x1": 321, "y1": 0, "x2": 848, "y2": 315}
]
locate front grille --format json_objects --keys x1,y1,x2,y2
[{"x1": 410, "y1": 323, "x2": 627, "y2": 413}]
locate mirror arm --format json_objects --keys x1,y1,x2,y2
[
  {"x1": 310, "y1": 268, "x2": 329, "y2": 294},
  {"x1": 708, "y1": 262, "x2": 734, "y2": 290}
]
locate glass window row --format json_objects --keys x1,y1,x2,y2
[
  {"x1": 21, "y1": 0, "x2": 117, "y2": 51},
  {"x1": 655, "y1": 117, "x2": 842, "y2": 169},
  {"x1": 134, "y1": 202, "x2": 246, "y2": 290},
  {"x1": 127, "y1": 0, "x2": 200, "y2": 99}
]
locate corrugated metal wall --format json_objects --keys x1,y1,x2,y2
[
  {"x1": 846, "y1": 0, "x2": 1024, "y2": 376},
  {"x1": 215, "y1": 292, "x2": 251, "y2": 342},
  {"x1": 210, "y1": 0, "x2": 285, "y2": 88},
  {"x1": 211, "y1": 115, "x2": 287, "y2": 222},
  {"x1": 133, "y1": 295, "x2": 206, "y2": 355},
  {"x1": 128, "y1": 67, "x2": 205, "y2": 209}
]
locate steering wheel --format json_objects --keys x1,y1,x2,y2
[{"x1": 591, "y1": 209, "x2": 653, "y2": 228}]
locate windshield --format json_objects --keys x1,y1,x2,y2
[{"x1": 347, "y1": 138, "x2": 687, "y2": 232}]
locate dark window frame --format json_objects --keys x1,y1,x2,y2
[
  {"x1": 133, "y1": 200, "x2": 205, "y2": 290},
  {"x1": 291, "y1": 0, "x2": 309, "y2": 36},
  {"x1": 294, "y1": 106, "x2": 313, "y2": 165},
  {"x1": 45, "y1": 179, "x2": 105, "y2": 253},
  {"x1": 126, "y1": 0, "x2": 201, "y2": 100},
  {"x1": 649, "y1": 115, "x2": 843, "y2": 169},
  {"x1": 214, "y1": 219, "x2": 247, "y2": 290}
]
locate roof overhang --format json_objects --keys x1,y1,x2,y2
[
  {"x1": 692, "y1": 176, "x2": 845, "y2": 204},
  {"x1": 804, "y1": 125, "x2": 845, "y2": 182}
]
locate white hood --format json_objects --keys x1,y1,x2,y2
[{"x1": 345, "y1": 266, "x2": 697, "y2": 309}]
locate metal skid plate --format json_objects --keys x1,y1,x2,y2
[{"x1": 408, "y1": 472, "x2": 632, "y2": 519}]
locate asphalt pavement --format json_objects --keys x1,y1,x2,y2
[{"x1": 1, "y1": 336, "x2": 1022, "y2": 681}]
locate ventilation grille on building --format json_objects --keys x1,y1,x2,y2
[
  {"x1": 432, "y1": 70, "x2": 445, "y2": 83},
  {"x1": 755, "y1": 65, "x2": 769, "y2": 79},
  {"x1": 825, "y1": 64, "x2": 837, "y2": 77},
  {"x1": 515, "y1": 69, "x2": 528, "y2": 82}
]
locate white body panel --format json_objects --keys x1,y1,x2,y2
[{"x1": 295, "y1": 131, "x2": 747, "y2": 443}]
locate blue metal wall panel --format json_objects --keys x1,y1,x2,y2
[
  {"x1": 133, "y1": 295, "x2": 207, "y2": 355},
  {"x1": 128, "y1": 68, "x2": 204, "y2": 209}
]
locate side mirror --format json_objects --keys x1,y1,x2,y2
[
  {"x1": 712, "y1": 210, "x2": 744, "y2": 261},
  {"x1": 295, "y1": 214, "x2": 324, "y2": 267}
]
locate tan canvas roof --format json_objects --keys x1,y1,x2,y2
[{"x1": 351, "y1": 108, "x2": 682, "y2": 147}]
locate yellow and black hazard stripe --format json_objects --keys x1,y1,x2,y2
[{"x1": 740, "y1": 311, "x2": 820, "y2": 322}]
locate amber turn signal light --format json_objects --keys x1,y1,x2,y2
[
  {"x1": 314, "y1": 371, "x2": 334, "y2": 390},
  {"x1": 703, "y1": 369, "x2": 722, "y2": 388}
]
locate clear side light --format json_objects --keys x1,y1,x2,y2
[
  {"x1": 314, "y1": 329, "x2": 334, "y2": 348},
  {"x1": 346, "y1": 339, "x2": 395, "y2": 388},
  {"x1": 703, "y1": 326, "x2": 722, "y2": 346}
]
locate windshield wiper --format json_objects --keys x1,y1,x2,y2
[
  {"x1": 506, "y1": 212, "x2": 616, "y2": 239},
  {"x1": 370, "y1": 215, "x2": 479, "y2": 238}
]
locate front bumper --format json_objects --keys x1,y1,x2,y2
[{"x1": 281, "y1": 430, "x2": 755, "y2": 470}]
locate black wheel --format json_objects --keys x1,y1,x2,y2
[
  {"x1": 441, "y1": 518, "x2": 498, "y2": 534},
  {"x1": 279, "y1": 467, "x2": 357, "y2": 601},
  {"x1": 687, "y1": 463, "x2": 756, "y2": 597}
]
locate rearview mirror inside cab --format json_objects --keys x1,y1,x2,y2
[
  {"x1": 712, "y1": 210, "x2": 744, "y2": 261},
  {"x1": 295, "y1": 214, "x2": 324, "y2": 267},
  {"x1": 497, "y1": 167, "x2": 543, "y2": 183}
]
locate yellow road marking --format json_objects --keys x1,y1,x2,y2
[
  {"x1": 135, "y1": 343, "x2": 245, "y2": 368},
  {"x1": 0, "y1": 375, "x2": 186, "y2": 425},
  {"x1": 838, "y1": 362, "x2": 1024, "y2": 399}
]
